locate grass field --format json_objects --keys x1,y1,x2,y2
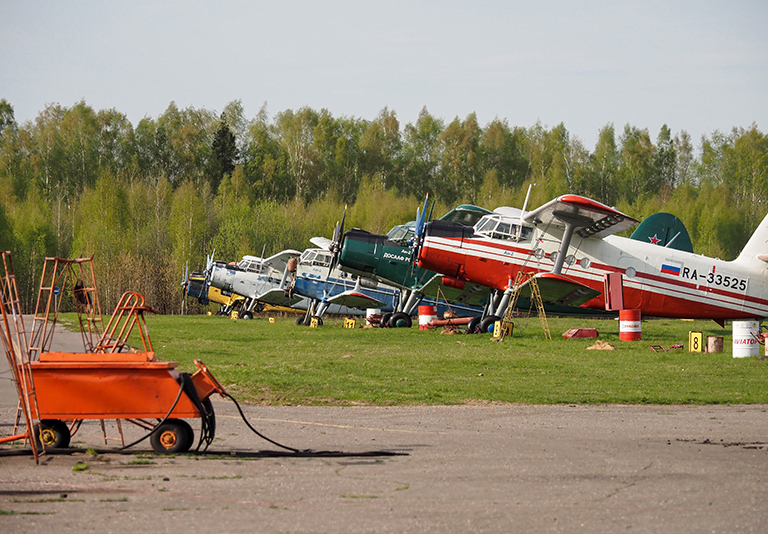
[{"x1": 97, "y1": 313, "x2": 768, "y2": 406}]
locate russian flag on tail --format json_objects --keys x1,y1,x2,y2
[{"x1": 661, "y1": 260, "x2": 682, "y2": 276}]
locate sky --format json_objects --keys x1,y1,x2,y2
[{"x1": 1, "y1": 0, "x2": 766, "y2": 150}]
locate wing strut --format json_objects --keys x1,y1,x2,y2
[{"x1": 552, "y1": 221, "x2": 577, "y2": 275}]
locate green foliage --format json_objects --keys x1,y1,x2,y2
[{"x1": 1, "y1": 99, "x2": 767, "y2": 312}]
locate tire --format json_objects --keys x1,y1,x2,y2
[
  {"x1": 295, "y1": 315, "x2": 306, "y2": 325},
  {"x1": 388, "y1": 312, "x2": 412, "y2": 328},
  {"x1": 379, "y1": 312, "x2": 393, "y2": 328},
  {"x1": 239, "y1": 310, "x2": 253, "y2": 320},
  {"x1": 150, "y1": 419, "x2": 194, "y2": 453},
  {"x1": 478, "y1": 315, "x2": 501, "y2": 334},
  {"x1": 33, "y1": 419, "x2": 71, "y2": 449},
  {"x1": 467, "y1": 316, "x2": 481, "y2": 334}
]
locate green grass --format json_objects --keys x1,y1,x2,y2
[{"x1": 105, "y1": 314, "x2": 768, "y2": 406}]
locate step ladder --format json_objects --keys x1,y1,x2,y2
[
  {"x1": 499, "y1": 271, "x2": 551, "y2": 341},
  {"x1": 0, "y1": 251, "x2": 42, "y2": 463},
  {"x1": 28, "y1": 257, "x2": 103, "y2": 360}
]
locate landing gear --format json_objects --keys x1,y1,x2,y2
[
  {"x1": 379, "y1": 312, "x2": 393, "y2": 328},
  {"x1": 239, "y1": 310, "x2": 253, "y2": 320},
  {"x1": 467, "y1": 316, "x2": 481, "y2": 334},
  {"x1": 33, "y1": 419, "x2": 71, "y2": 449},
  {"x1": 478, "y1": 315, "x2": 501, "y2": 334},
  {"x1": 150, "y1": 419, "x2": 194, "y2": 454},
  {"x1": 388, "y1": 312, "x2": 412, "y2": 328}
]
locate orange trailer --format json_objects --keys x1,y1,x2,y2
[{"x1": 1, "y1": 253, "x2": 227, "y2": 458}]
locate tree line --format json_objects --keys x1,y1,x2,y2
[{"x1": 1, "y1": 98, "x2": 766, "y2": 314}]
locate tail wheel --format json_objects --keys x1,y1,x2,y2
[
  {"x1": 150, "y1": 419, "x2": 194, "y2": 453},
  {"x1": 388, "y1": 312, "x2": 412, "y2": 328},
  {"x1": 33, "y1": 419, "x2": 71, "y2": 449}
]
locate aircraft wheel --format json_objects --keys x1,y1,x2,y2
[
  {"x1": 388, "y1": 312, "x2": 412, "y2": 328},
  {"x1": 379, "y1": 312, "x2": 393, "y2": 328},
  {"x1": 478, "y1": 315, "x2": 501, "y2": 334},
  {"x1": 239, "y1": 310, "x2": 253, "y2": 320},
  {"x1": 33, "y1": 419, "x2": 71, "y2": 449},
  {"x1": 295, "y1": 316, "x2": 306, "y2": 325},
  {"x1": 467, "y1": 316, "x2": 481, "y2": 334},
  {"x1": 150, "y1": 419, "x2": 194, "y2": 454}
]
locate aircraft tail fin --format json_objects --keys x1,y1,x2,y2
[{"x1": 735, "y1": 212, "x2": 768, "y2": 266}]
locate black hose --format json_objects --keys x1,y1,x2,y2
[
  {"x1": 224, "y1": 392, "x2": 307, "y2": 453},
  {"x1": 179, "y1": 372, "x2": 215, "y2": 451}
]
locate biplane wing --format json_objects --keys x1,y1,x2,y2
[
  {"x1": 523, "y1": 195, "x2": 639, "y2": 239},
  {"x1": 262, "y1": 249, "x2": 302, "y2": 271},
  {"x1": 309, "y1": 237, "x2": 333, "y2": 251},
  {"x1": 516, "y1": 272, "x2": 601, "y2": 307},
  {"x1": 254, "y1": 288, "x2": 305, "y2": 307},
  {"x1": 417, "y1": 273, "x2": 492, "y2": 307},
  {"x1": 326, "y1": 290, "x2": 386, "y2": 310}
]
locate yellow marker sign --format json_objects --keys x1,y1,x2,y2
[
  {"x1": 492, "y1": 320, "x2": 503, "y2": 339},
  {"x1": 310, "y1": 317, "x2": 319, "y2": 328},
  {"x1": 269, "y1": 317, "x2": 275, "y2": 324},
  {"x1": 689, "y1": 331, "x2": 703, "y2": 353},
  {"x1": 344, "y1": 318, "x2": 356, "y2": 329}
]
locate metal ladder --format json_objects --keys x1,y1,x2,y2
[
  {"x1": 499, "y1": 271, "x2": 551, "y2": 341},
  {"x1": 0, "y1": 251, "x2": 42, "y2": 463},
  {"x1": 28, "y1": 257, "x2": 103, "y2": 360}
]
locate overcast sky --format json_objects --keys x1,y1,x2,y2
[{"x1": 1, "y1": 0, "x2": 766, "y2": 149}]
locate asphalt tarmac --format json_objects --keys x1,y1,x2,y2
[{"x1": 1, "y1": 322, "x2": 767, "y2": 533}]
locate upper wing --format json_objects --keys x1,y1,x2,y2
[
  {"x1": 326, "y1": 290, "x2": 386, "y2": 310},
  {"x1": 516, "y1": 272, "x2": 600, "y2": 307},
  {"x1": 309, "y1": 237, "x2": 333, "y2": 251},
  {"x1": 523, "y1": 195, "x2": 638, "y2": 239},
  {"x1": 262, "y1": 249, "x2": 302, "y2": 272}
]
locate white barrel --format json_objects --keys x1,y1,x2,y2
[
  {"x1": 732, "y1": 320, "x2": 761, "y2": 358},
  {"x1": 619, "y1": 309, "x2": 642, "y2": 341}
]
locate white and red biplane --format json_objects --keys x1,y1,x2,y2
[{"x1": 416, "y1": 194, "x2": 768, "y2": 328}]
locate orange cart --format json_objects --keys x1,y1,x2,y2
[{"x1": 1, "y1": 253, "x2": 227, "y2": 459}]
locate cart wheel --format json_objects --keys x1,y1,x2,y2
[
  {"x1": 150, "y1": 419, "x2": 193, "y2": 453},
  {"x1": 34, "y1": 419, "x2": 71, "y2": 449}
]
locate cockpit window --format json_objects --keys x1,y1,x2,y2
[
  {"x1": 475, "y1": 215, "x2": 533, "y2": 242},
  {"x1": 238, "y1": 259, "x2": 263, "y2": 273},
  {"x1": 300, "y1": 250, "x2": 315, "y2": 263},
  {"x1": 387, "y1": 225, "x2": 414, "y2": 244},
  {"x1": 442, "y1": 207, "x2": 490, "y2": 227},
  {"x1": 313, "y1": 253, "x2": 331, "y2": 267}
]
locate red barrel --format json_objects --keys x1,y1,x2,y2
[
  {"x1": 418, "y1": 305, "x2": 437, "y2": 330},
  {"x1": 619, "y1": 309, "x2": 641, "y2": 341}
]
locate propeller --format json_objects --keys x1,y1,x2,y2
[
  {"x1": 409, "y1": 194, "x2": 431, "y2": 274},
  {"x1": 181, "y1": 261, "x2": 189, "y2": 297},
  {"x1": 327, "y1": 205, "x2": 347, "y2": 277}
]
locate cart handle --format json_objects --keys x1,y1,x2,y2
[{"x1": 194, "y1": 359, "x2": 227, "y2": 396}]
